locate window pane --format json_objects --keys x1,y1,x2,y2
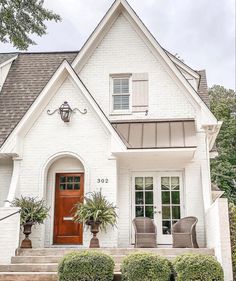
[
  {"x1": 135, "y1": 177, "x2": 143, "y2": 190},
  {"x1": 162, "y1": 206, "x2": 171, "y2": 219},
  {"x1": 135, "y1": 192, "x2": 144, "y2": 204},
  {"x1": 113, "y1": 78, "x2": 129, "y2": 94},
  {"x1": 113, "y1": 95, "x2": 129, "y2": 110},
  {"x1": 145, "y1": 192, "x2": 153, "y2": 204},
  {"x1": 60, "y1": 176, "x2": 66, "y2": 183},
  {"x1": 74, "y1": 183, "x2": 80, "y2": 190},
  {"x1": 171, "y1": 191, "x2": 180, "y2": 204},
  {"x1": 145, "y1": 177, "x2": 153, "y2": 190},
  {"x1": 67, "y1": 177, "x2": 73, "y2": 183},
  {"x1": 161, "y1": 177, "x2": 170, "y2": 190},
  {"x1": 172, "y1": 206, "x2": 180, "y2": 219},
  {"x1": 136, "y1": 206, "x2": 144, "y2": 217},
  {"x1": 162, "y1": 221, "x2": 171, "y2": 234},
  {"x1": 145, "y1": 206, "x2": 154, "y2": 219},
  {"x1": 67, "y1": 184, "x2": 73, "y2": 190},
  {"x1": 74, "y1": 177, "x2": 80, "y2": 182},
  {"x1": 171, "y1": 177, "x2": 180, "y2": 190},
  {"x1": 60, "y1": 184, "x2": 66, "y2": 190},
  {"x1": 162, "y1": 191, "x2": 170, "y2": 204}
]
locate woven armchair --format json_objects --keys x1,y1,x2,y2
[
  {"x1": 172, "y1": 216, "x2": 199, "y2": 248},
  {"x1": 133, "y1": 217, "x2": 157, "y2": 248}
]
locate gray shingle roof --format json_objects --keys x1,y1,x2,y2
[
  {"x1": 0, "y1": 52, "x2": 78, "y2": 148},
  {"x1": 0, "y1": 53, "x2": 18, "y2": 65},
  {"x1": 196, "y1": 70, "x2": 210, "y2": 106}
]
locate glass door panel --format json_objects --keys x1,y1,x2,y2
[
  {"x1": 134, "y1": 176, "x2": 154, "y2": 219},
  {"x1": 157, "y1": 173, "x2": 182, "y2": 244}
]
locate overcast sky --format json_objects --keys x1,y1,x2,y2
[{"x1": 0, "y1": 0, "x2": 235, "y2": 89}]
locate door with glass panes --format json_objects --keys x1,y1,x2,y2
[{"x1": 133, "y1": 172, "x2": 182, "y2": 245}]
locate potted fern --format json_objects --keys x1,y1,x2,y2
[
  {"x1": 73, "y1": 191, "x2": 117, "y2": 248},
  {"x1": 11, "y1": 196, "x2": 49, "y2": 248}
]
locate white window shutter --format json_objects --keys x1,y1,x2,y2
[{"x1": 132, "y1": 73, "x2": 148, "y2": 112}]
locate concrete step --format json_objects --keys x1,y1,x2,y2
[
  {"x1": 0, "y1": 264, "x2": 58, "y2": 272},
  {"x1": 0, "y1": 272, "x2": 57, "y2": 281},
  {"x1": 12, "y1": 254, "x2": 126, "y2": 264},
  {"x1": 16, "y1": 247, "x2": 215, "y2": 257},
  {"x1": 0, "y1": 263, "x2": 121, "y2": 273},
  {"x1": 0, "y1": 272, "x2": 121, "y2": 281}
]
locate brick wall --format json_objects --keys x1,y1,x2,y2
[
  {"x1": 19, "y1": 78, "x2": 118, "y2": 247},
  {"x1": 79, "y1": 14, "x2": 197, "y2": 121},
  {"x1": 0, "y1": 159, "x2": 13, "y2": 207},
  {"x1": 0, "y1": 207, "x2": 20, "y2": 263},
  {"x1": 206, "y1": 198, "x2": 233, "y2": 281}
]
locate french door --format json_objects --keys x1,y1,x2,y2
[{"x1": 132, "y1": 172, "x2": 183, "y2": 245}]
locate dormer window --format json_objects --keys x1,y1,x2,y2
[{"x1": 111, "y1": 75, "x2": 131, "y2": 112}]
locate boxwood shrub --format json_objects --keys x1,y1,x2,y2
[
  {"x1": 173, "y1": 253, "x2": 224, "y2": 281},
  {"x1": 58, "y1": 251, "x2": 114, "y2": 281},
  {"x1": 121, "y1": 252, "x2": 172, "y2": 281}
]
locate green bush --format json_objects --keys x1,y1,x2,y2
[
  {"x1": 58, "y1": 251, "x2": 114, "y2": 281},
  {"x1": 121, "y1": 252, "x2": 171, "y2": 281},
  {"x1": 229, "y1": 203, "x2": 236, "y2": 278},
  {"x1": 173, "y1": 254, "x2": 224, "y2": 281}
]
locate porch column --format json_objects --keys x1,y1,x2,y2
[
  {"x1": 4, "y1": 157, "x2": 22, "y2": 207},
  {"x1": 198, "y1": 130, "x2": 212, "y2": 210}
]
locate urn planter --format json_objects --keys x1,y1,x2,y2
[
  {"x1": 21, "y1": 222, "x2": 34, "y2": 248},
  {"x1": 87, "y1": 220, "x2": 101, "y2": 248}
]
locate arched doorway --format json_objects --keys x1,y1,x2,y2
[{"x1": 44, "y1": 156, "x2": 85, "y2": 246}]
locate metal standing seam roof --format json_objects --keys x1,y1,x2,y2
[{"x1": 112, "y1": 120, "x2": 197, "y2": 149}]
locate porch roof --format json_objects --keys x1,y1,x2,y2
[{"x1": 112, "y1": 120, "x2": 197, "y2": 149}]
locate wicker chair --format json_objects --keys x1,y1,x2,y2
[
  {"x1": 133, "y1": 217, "x2": 157, "y2": 248},
  {"x1": 172, "y1": 216, "x2": 199, "y2": 248}
]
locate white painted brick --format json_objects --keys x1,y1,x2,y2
[
  {"x1": 206, "y1": 198, "x2": 233, "y2": 281},
  {"x1": 79, "y1": 14, "x2": 197, "y2": 121},
  {"x1": 0, "y1": 159, "x2": 13, "y2": 207},
  {"x1": 0, "y1": 207, "x2": 20, "y2": 264}
]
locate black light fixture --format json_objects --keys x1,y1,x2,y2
[{"x1": 47, "y1": 101, "x2": 87, "y2": 122}]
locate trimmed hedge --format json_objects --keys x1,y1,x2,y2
[
  {"x1": 121, "y1": 252, "x2": 171, "y2": 281},
  {"x1": 58, "y1": 251, "x2": 114, "y2": 281},
  {"x1": 173, "y1": 253, "x2": 224, "y2": 281},
  {"x1": 229, "y1": 203, "x2": 236, "y2": 278}
]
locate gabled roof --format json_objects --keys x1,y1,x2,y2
[
  {"x1": 72, "y1": 0, "x2": 215, "y2": 120},
  {"x1": 0, "y1": 59, "x2": 126, "y2": 153},
  {"x1": 0, "y1": 52, "x2": 78, "y2": 148}
]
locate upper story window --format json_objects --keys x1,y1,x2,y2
[
  {"x1": 110, "y1": 73, "x2": 149, "y2": 115},
  {"x1": 111, "y1": 76, "x2": 131, "y2": 112}
]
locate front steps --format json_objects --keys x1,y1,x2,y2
[{"x1": 0, "y1": 248, "x2": 215, "y2": 281}]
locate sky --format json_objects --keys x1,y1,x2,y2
[{"x1": 0, "y1": 0, "x2": 235, "y2": 90}]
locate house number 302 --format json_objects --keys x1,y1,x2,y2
[{"x1": 97, "y1": 178, "x2": 109, "y2": 183}]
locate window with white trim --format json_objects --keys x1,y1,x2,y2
[{"x1": 112, "y1": 76, "x2": 130, "y2": 111}]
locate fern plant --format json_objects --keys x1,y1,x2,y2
[
  {"x1": 73, "y1": 191, "x2": 118, "y2": 231},
  {"x1": 11, "y1": 196, "x2": 49, "y2": 225}
]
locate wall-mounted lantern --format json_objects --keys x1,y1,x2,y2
[{"x1": 47, "y1": 101, "x2": 87, "y2": 122}]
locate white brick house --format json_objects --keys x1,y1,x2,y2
[{"x1": 0, "y1": 0, "x2": 233, "y2": 280}]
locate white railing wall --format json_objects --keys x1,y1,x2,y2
[
  {"x1": 0, "y1": 207, "x2": 20, "y2": 264},
  {"x1": 205, "y1": 198, "x2": 233, "y2": 281}
]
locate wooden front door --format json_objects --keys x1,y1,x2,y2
[{"x1": 53, "y1": 173, "x2": 84, "y2": 244}]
